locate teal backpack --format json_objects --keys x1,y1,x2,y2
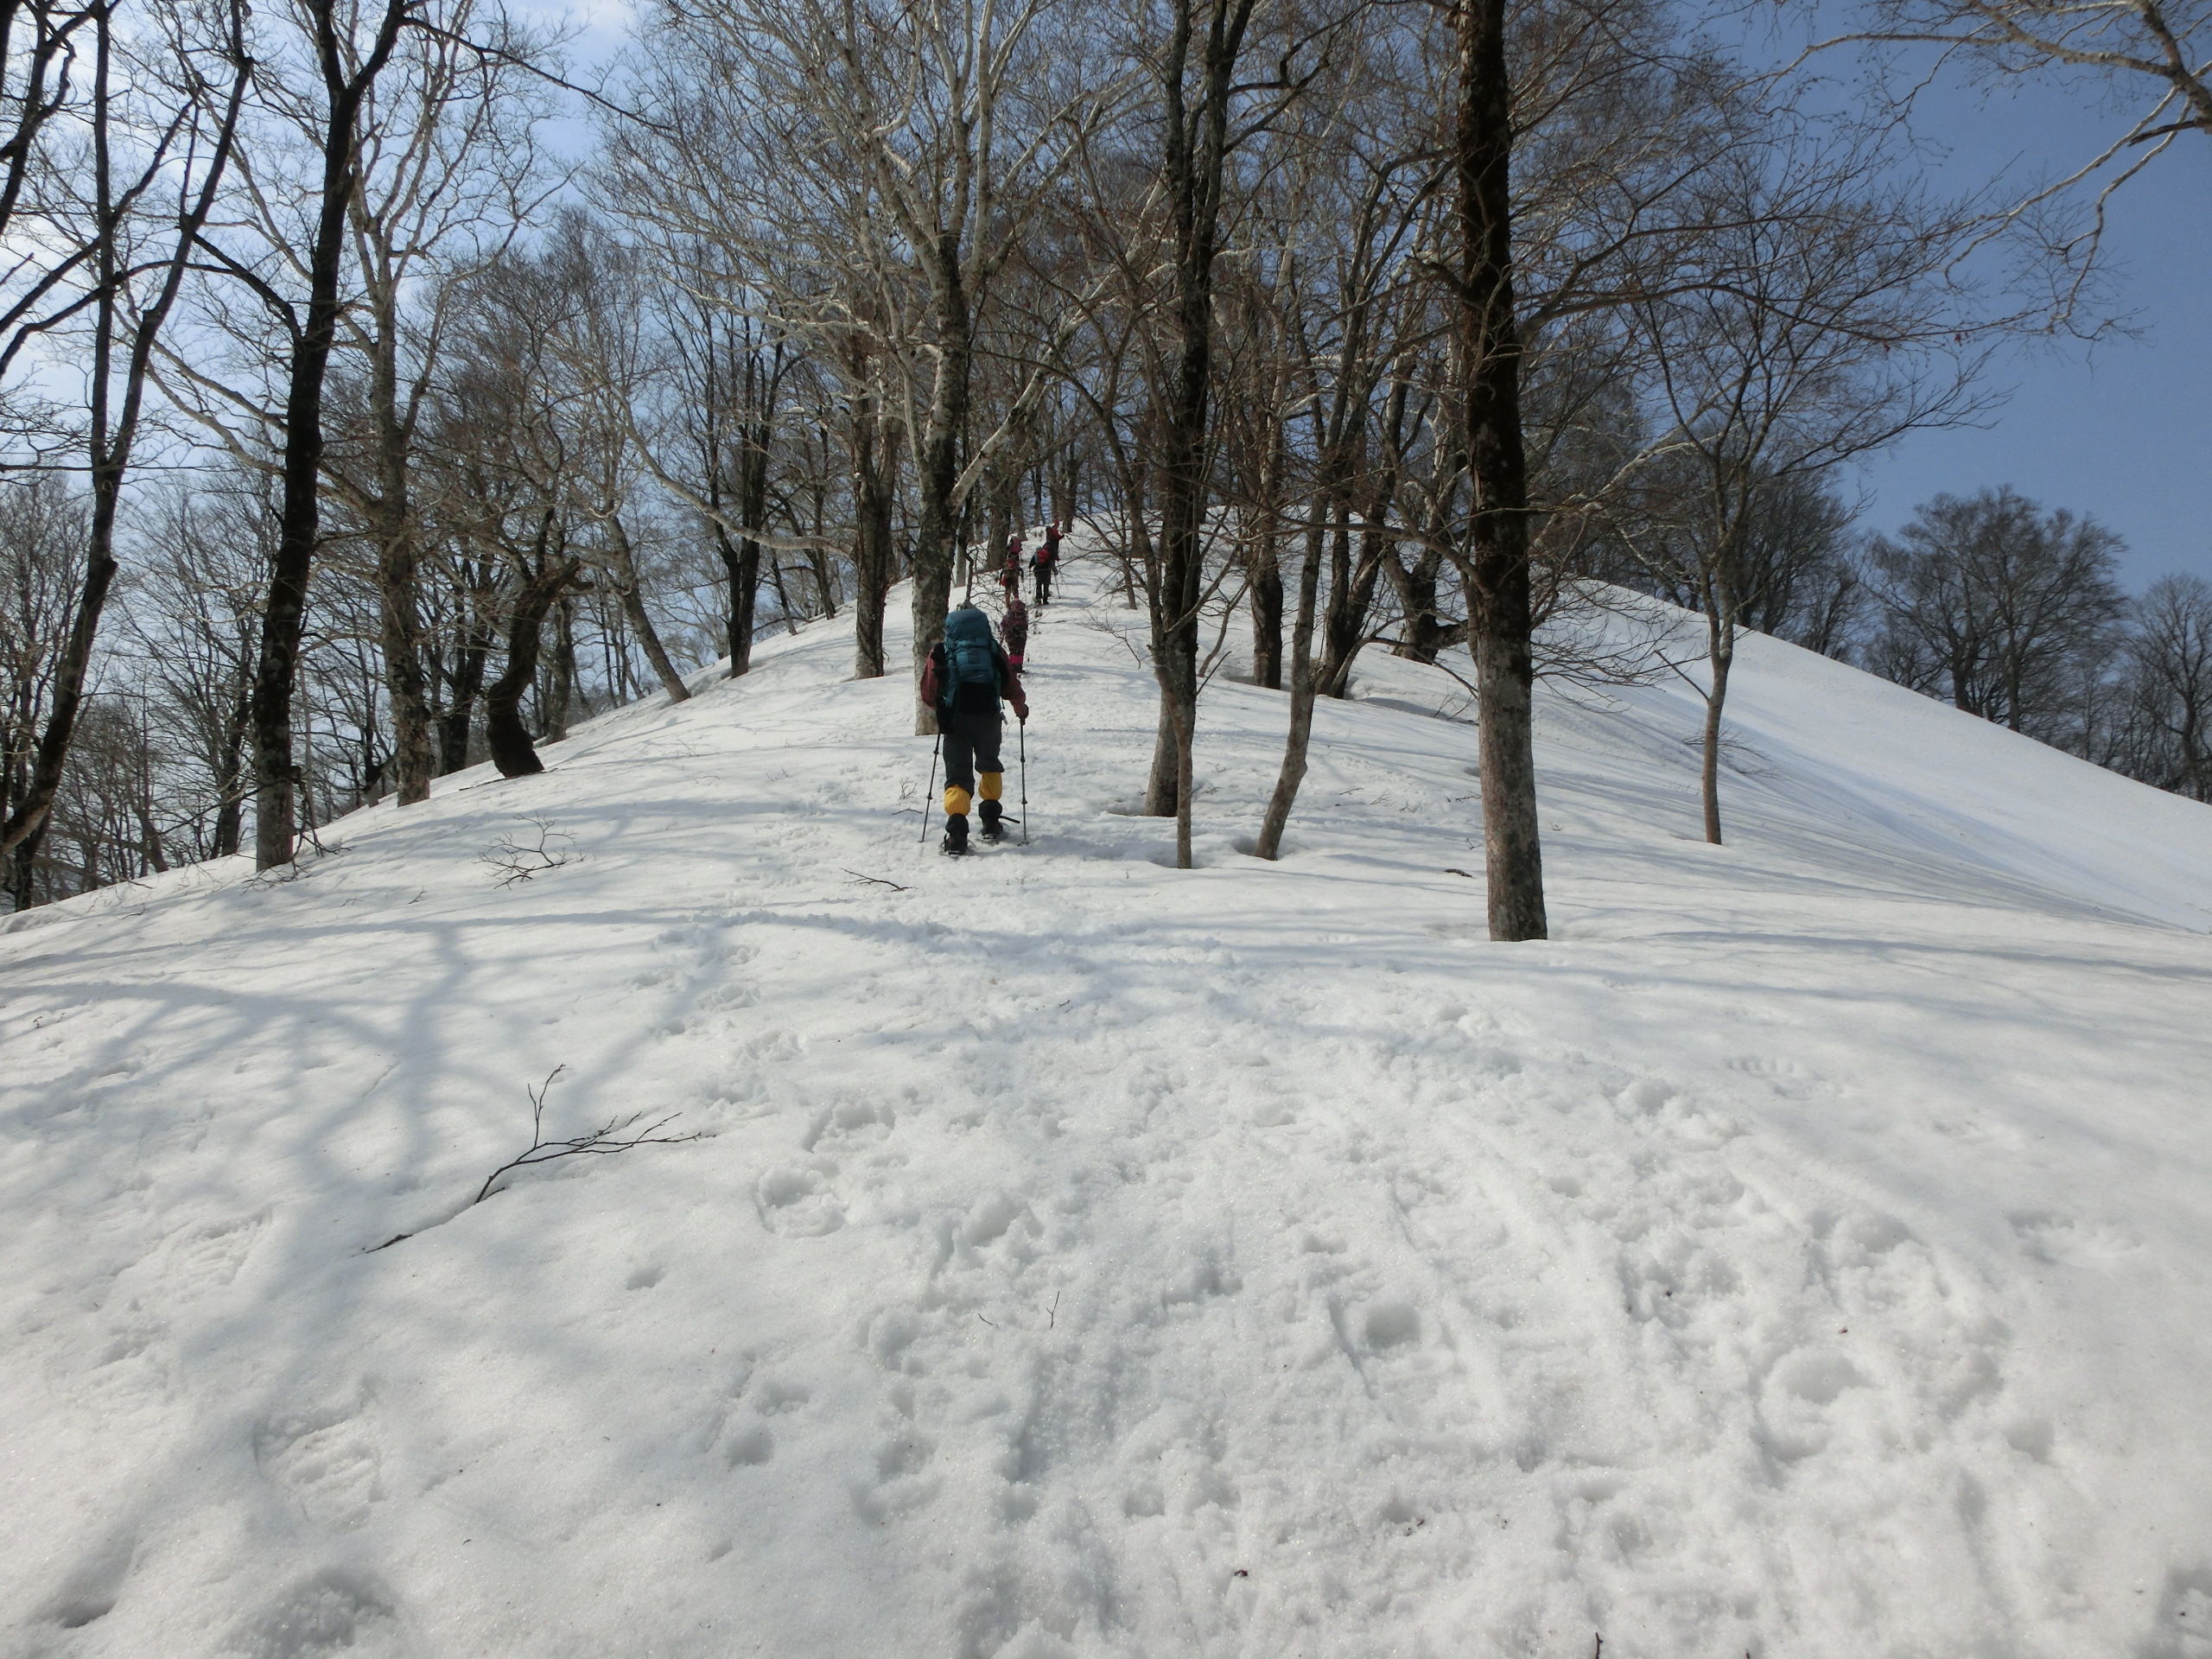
[{"x1": 940, "y1": 607, "x2": 1001, "y2": 709}]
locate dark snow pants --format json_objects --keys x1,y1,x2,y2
[{"x1": 940, "y1": 707, "x2": 1005, "y2": 818}]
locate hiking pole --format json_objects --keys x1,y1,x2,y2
[
  {"x1": 920, "y1": 731, "x2": 941, "y2": 845},
  {"x1": 1019, "y1": 718, "x2": 1030, "y2": 845}
]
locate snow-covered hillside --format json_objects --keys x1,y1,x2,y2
[{"x1": 5, "y1": 537, "x2": 2209, "y2": 1659}]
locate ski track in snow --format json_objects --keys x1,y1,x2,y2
[{"x1": 4, "y1": 540, "x2": 2212, "y2": 1658}]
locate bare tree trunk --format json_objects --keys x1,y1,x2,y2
[
  {"x1": 1386, "y1": 545, "x2": 1448, "y2": 662},
  {"x1": 1149, "y1": 0, "x2": 1259, "y2": 868},
  {"x1": 608, "y1": 515, "x2": 690, "y2": 702},
  {"x1": 485, "y1": 559, "x2": 582, "y2": 778},
  {"x1": 1249, "y1": 412, "x2": 1287, "y2": 690},
  {"x1": 133, "y1": 785, "x2": 168, "y2": 874},
  {"x1": 1701, "y1": 607, "x2": 1734, "y2": 844},
  {"x1": 213, "y1": 682, "x2": 251, "y2": 856},
  {"x1": 716, "y1": 524, "x2": 760, "y2": 675},
  {"x1": 1050, "y1": 454, "x2": 1071, "y2": 530},
  {"x1": 910, "y1": 252, "x2": 972, "y2": 730},
  {"x1": 1255, "y1": 505, "x2": 1327, "y2": 859},
  {"x1": 1319, "y1": 372, "x2": 1408, "y2": 697},
  {"x1": 251, "y1": 0, "x2": 410, "y2": 870},
  {"x1": 1455, "y1": 0, "x2": 1546, "y2": 941},
  {"x1": 852, "y1": 408, "x2": 898, "y2": 678},
  {"x1": 774, "y1": 553, "x2": 803, "y2": 633},
  {"x1": 439, "y1": 562, "x2": 496, "y2": 774},
  {"x1": 362, "y1": 264, "x2": 436, "y2": 806},
  {"x1": 372, "y1": 509, "x2": 435, "y2": 804},
  {"x1": 1121, "y1": 464, "x2": 1147, "y2": 609},
  {"x1": 1145, "y1": 698, "x2": 1179, "y2": 817},
  {"x1": 987, "y1": 464, "x2": 1016, "y2": 577},
  {"x1": 547, "y1": 593, "x2": 577, "y2": 742},
  {"x1": 1251, "y1": 548, "x2": 1284, "y2": 690},
  {"x1": 705, "y1": 334, "x2": 782, "y2": 679}
]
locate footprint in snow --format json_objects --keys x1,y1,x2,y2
[
  {"x1": 254, "y1": 1394, "x2": 385, "y2": 1529},
  {"x1": 226, "y1": 1568, "x2": 407, "y2": 1659},
  {"x1": 756, "y1": 1162, "x2": 845, "y2": 1236},
  {"x1": 35, "y1": 1527, "x2": 137, "y2": 1632},
  {"x1": 156, "y1": 1211, "x2": 268, "y2": 1302},
  {"x1": 1726, "y1": 1054, "x2": 1818, "y2": 1098},
  {"x1": 2008, "y1": 1209, "x2": 2142, "y2": 1263}
]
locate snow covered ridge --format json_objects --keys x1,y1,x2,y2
[{"x1": 4, "y1": 541, "x2": 2210, "y2": 1659}]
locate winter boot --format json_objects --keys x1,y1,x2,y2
[
  {"x1": 940, "y1": 812, "x2": 970, "y2": 856},
  {"x1": 979, "y1": 798, "x2": 1006, "y2": 844}
]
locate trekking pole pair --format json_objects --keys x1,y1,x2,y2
[{"x1": 922, "y1": 724, "x2": 1024, "y2": 848}]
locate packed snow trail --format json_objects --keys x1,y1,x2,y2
[{"x1": 4, "y1": 541, "x2": 2211, "y2": 1659}]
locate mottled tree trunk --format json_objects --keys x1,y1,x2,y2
[
  {"x1": 364, "y1": 270, "x2": 435, "y2": 806},
  {"x1": 852, "y1": 410, "x2": 899, "y2": 679},
  {"x1": 909, "y1": 240, "x2": 972, "y2": 733},
  {"x1": 1455, "y1": 0, "x2": 1545, "y2": 940}
]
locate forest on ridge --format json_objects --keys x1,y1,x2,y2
[{"x1": 3, "y1": 0, "x2": 2208, "y2": 921}]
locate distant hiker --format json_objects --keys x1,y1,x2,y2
[
  {"x1": 1033, "y1": 522, "x2": 1060, "y2": 607},
  {"x1": 923, "y1": 606, "x2": 1028, "y2": 855},
  {"x1": 1001, "y1": 595, "x2": 1030, "y2": 669},
  {"x1": 1001, "y1": 534, "x2": 1024, "y2": 602}
]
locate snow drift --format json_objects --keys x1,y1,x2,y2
[{"x1": 4, "y1": 537, "x2": 2210, "y2": 1659}]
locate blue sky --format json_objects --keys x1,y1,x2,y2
[{"x1": 1834, "y1": 66, "x2": 2211, "y2": 589}]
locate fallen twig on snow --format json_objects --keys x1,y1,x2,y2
[
  {"x1": 842, "y1": 868, "x2": 909, "y2": 891},
  {"x1": 473, "y1": 1065, "x2": 702, "y2": 1205},
  {"x1": 480, "y1": 817, "x2": 577, "y2": 886}
]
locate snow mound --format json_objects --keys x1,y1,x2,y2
[{"x1": 4, "y1": 535, "x2": 2210, "y2": 1659}]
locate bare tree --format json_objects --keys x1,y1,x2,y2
[
  {"x1": 1442, "y1": 0, "x2": 1554, "y2": 937},
  {"x1": 324, "y1": 2, "x2": 556, "y2": 803},
  {"x1": 191, "y1": 0, "x2": 416, "y2": 868},
  {"x1": 123, "y1": 474, "x2": 268, "y2": 858},
  {"x1": 0, "y1": 0, "x2": 251, "y2": 904},
  {"x1": 1866, "y1": 486, "x2": 2127, "y2": 737},
  {"x1": 426, "y1": 238, "x2": 604, "y2": 778},
  {"x1": 1618, "y1": 135, "x2": 1985, "y2": 842},
  {"x1": 610, "y1": 0, "x2": 1123, "y2": 726},
  {"x1": 2117, "y1": 573, "x2": 2212, "y2": 800},
  {"x1": 1253, "y1": 116, "x2": 1437, "y2": 863},
  {"x1": 0, "y1": 477, "x2": 89, "y2": 905}
]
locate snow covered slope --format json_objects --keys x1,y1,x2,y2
[{"x1": 4, "y1": 537, "x2": 2210, "y2": 1659}]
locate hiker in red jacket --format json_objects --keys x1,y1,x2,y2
[
  {"x1": 1001, "y1": 595, "x2": 1030, "y2": 668},
  {"x1": 1033, "y1": 522, "x2": 1060, "y2": 607},
  {"x1": 1000, "y1": 533, "x2": 1024, "y2": 602}
]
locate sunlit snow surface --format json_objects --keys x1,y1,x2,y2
[{"x1": 4, "y1": 537, "x2": 2210, "y2": 1659}]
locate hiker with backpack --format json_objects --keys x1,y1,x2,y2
[
  {"x1": 1001, "y1": 594, "x2": 1030, "y2": 669},
  {"x1": 1033, "y1": 522, "x2": 1060, "y2": 607},
  {"x1": 922, "y1": 605, "x2": 1028, "y2": 855},
  {"x1": 1000, "y1": 533, "x2": 1025, "y2": 603}
]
